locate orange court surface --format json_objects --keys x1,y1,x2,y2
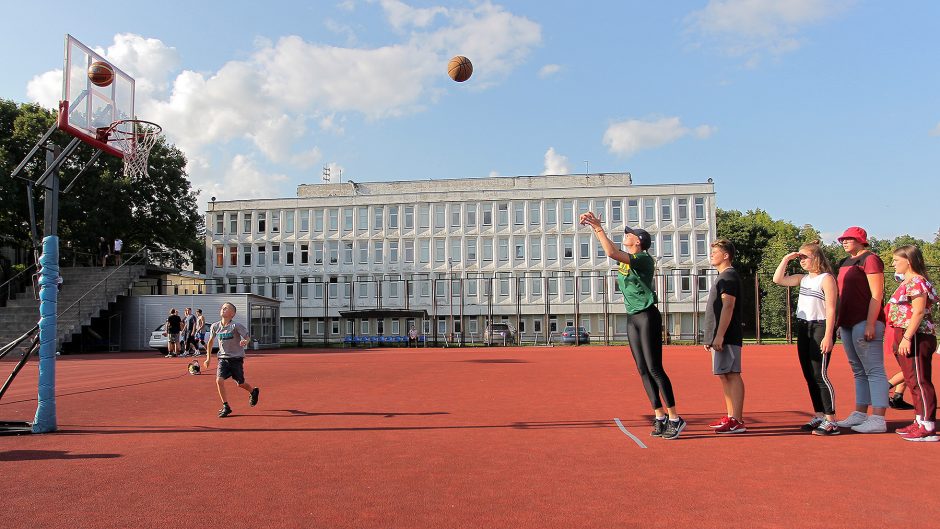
[{"x1": 2, "y1": 344, "x2": 938, "y2": 529}]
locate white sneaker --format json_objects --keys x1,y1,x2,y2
[
  {"x1": 836, "y1": 411, "x2": 868, "y2": 427},
  {"x1": 851, "y1": 415, "x2": 887, "y2": 433}
]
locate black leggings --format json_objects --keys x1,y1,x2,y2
[
  {"x1": 796, "y1": 320, "x2": 835, "y2": 415},
  {"x1": 626, "y1": 306, "x2": 676, "y2": 410}
]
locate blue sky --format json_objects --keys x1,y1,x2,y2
[{"x1": 2, "y1": 1, "x2": 938, "y2": 242}]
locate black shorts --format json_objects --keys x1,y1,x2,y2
[{"x1": 217, "y1": 357, "x2": 245, "y2": 384}]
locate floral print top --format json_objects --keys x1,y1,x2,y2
[{"x1": 887, "y1": 276, "x2": 938, "y2": 335}]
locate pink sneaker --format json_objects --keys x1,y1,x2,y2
[
  {"x1": 709, "y1": 416, "x2": 731, "y2": 429},
  {"x1": 900, "y1": 424, "x2": 939, "y2": 442},
  {"x1": 715, "y1": 417, "x2": 747, "y2": 434},
  {"x1": 895, "y1": 421, "x2": 920, "y2": 436}
]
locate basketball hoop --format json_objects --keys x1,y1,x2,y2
[{"x1": 103, "y1": 119, "x2": 162, "y2": 179}]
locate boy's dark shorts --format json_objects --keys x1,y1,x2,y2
[{"x1": 217, "y1": 357, "x2": 245, "y2": 384}]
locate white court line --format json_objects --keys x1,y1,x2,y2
[{"x1": 613, "y1": 418, "x2": 648, "y2": 449}]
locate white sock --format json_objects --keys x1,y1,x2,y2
[
  {"x1": 916, "y1": 415, "x2": 923, "y2": 425},
  {"x1": 923, "y1": 421, "x2": 936, "y2": 431},
  {"x1": 669, "y1": 417, "x2": 681, "y2": 423},
  {"x1": 655, "y1": 416, "x2": 666, "y2": 422}
]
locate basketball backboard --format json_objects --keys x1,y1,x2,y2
[{"x1": 58, "y1": 34, "x2": 135, "y2": 158}]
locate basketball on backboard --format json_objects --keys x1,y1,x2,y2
[
  {"x1": 88, "y1": 61, "x2": 114, "y2": 87},
  {"x1": 448, "y1": 56, "x2": 473, "y2": 82}
]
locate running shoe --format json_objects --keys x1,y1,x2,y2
[
  {"x1": 895, "y1": 421, "x2": 920, "y2": 436},
  {"x1": 812, "y1": 420, "x2": 840, "y2": 436},
  {"x1": 218, "y1": 402, "x2": 232, "y2": 418},
  {"x1": 715, "y1": 417, "x2": 746, "y2": 434},
  {"x1": 835, "y1": 411, "x2": 868, "y2": 428},
  {"x1": 888, "y1": 394, "x2": 915, "y2": 410},
  {"x1": 650, "y1": 418, "x2": 667, "y2": 437},
  {"x1": 249, "y1": 387, "x2": 260, "y2": 407},
  {"x1": 899, "y1": 424, "x2": 939, "y2": 442},
  {"x1": 851, "y1": 415, "x2": 887, "y2": 433},
  {"x1": 662, "y1": 417, "x2": 687, "y2": 440},
  {"x1": 708, "y1": 416, "x2": 731, "y2": 429},
  {"x1": 800, "y1": 416, "x2": 824, "y2": 432}
]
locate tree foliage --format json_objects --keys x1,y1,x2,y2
[{"x1": 0, "y1": 98, "x2": 203, "y2": 270}]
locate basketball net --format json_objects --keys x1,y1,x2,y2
[{"x1": 105, "y1": 119, "x2": 162, "y2": 179}]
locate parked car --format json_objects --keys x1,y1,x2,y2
[
  {"x1": 558, "y1": 326, "x2": 590, "y2": 345},
  {"x1": 483, "y1": 322, "x2": 517, "y2": 346},
  {"x1": 149, "y1": 323, "x2": 217, "y2": 354}
]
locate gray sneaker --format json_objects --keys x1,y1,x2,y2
[
  {"x1": 812, "y1": 420, "x2": 841, "y2": 436},
  {"x1": 851, "y1": 415, "x2": 886, "y2": 433},
  {"x1": 836, "y1": 411, "x2": 868, "y2": 428},
  {"x1": 800, "y1": 416, "x2": 824, "y2": 432},
  {"x1": 662, "y1": 417, "x2": 687, "y2": 440},
  {"x1": 650, "y1": 418, "x2": 667, "y2": 437}
]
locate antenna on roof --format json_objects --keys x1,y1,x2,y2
[{"x1": 322, "y1": 165, "x2": 331, "y2": 184}]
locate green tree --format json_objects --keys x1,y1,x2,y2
[{"x1": 0, "y1": 98, "x2": 203, "y2": 270}]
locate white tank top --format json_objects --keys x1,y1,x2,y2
[{"x1": 796, "y1": 273, "x2": 830, "y2": 321}]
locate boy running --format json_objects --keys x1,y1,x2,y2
[{"x1": 204, "y1": 302, "x2": 260, "y2": 418}]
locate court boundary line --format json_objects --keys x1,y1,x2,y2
[{"x1": 613, "y1": 418, "x2": 648, "y2": 448}]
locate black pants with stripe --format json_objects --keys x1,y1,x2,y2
[
  {"x1": 626, "y1": 306, "x2": 676, "y2": 410},
  {"x1": 797, "y1": 319, "x2": 835, "y2": 415}
]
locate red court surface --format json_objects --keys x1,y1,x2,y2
[{"x1": 2, "y1": 344, "x2": 938, "y2": 529}]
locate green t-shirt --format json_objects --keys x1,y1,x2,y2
[{"x1": 616, "y1": 252, "x2": 657, "y2": 314}]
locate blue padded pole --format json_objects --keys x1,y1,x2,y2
[{"x1": 33, "y1": 235, "x2": 58, "y2": 433}]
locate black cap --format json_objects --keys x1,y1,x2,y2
[{"x1": 624, "y1": 227, "x2": 652, "y2": 251}]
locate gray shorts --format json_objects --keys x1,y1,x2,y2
[
  {"x1": 217, "y1": 357, "x2": 245, "y2": 384},
  {"x1": 167, "y1": 333, "x2": 180, "y2": 342},
  {"x1": 711, "y1": 344, "x2": 742, "y2": 375}
]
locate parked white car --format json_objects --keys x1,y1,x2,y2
[{"x1": 148, "y1": 323, "x2": 217, "y2": 354}]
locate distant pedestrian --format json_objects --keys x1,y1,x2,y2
[
  {"x1": 181, "y1": 307, "x2": 198, "y2": 356},
  {"x1": 164, "y1": 308, "x2": 182, "y2": 357},
  {"x1": 195, "y1": 309, "x2": 206, "y2": 351},
  {"x1": 113, "y1": 238, "x2": 123, "y2": 266},
  {"x1": 204, "y1": 302, "x2": 260, "y2": 418},
  {"x1": 98, "y1": 237, "x2": 110, "y2": 268},
  {"x1": 409, "y1": 325, "x2": 419, "y2": 347}
]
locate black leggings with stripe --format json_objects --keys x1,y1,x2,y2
[
  {"x1": 626, "y1": 306, "x2": 676, "y2": 410},
  {"x1": 797, "y1": 320, "x2": 835, "y2": 415}
]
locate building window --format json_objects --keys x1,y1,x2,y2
[
  {"x1": 451, "y1": 208, "x2": 460, "y2": 228},
  {"x1": 243, "y1": 213, "x2": 252, "y2": 233},
  {"x1": 420, "y1": 240, "x2": 430, "y2": 263},
  {"x1": 389, "y1": 241, "x2": 399, "y2": 263},
  {"x1": 579, "y1": 240, "x2": 590, "y2": 259},
  {"x1": 514, "y1": 240, "x2": 525, "y2": 261},
  {"x1": 418, "y1": 205, "x2": 430, "y2": 229},
  {"x1": 677, "y1": 198, "x2": 689, "y2": 223},
  {"x1": 271, "y1": 211, "x2": 279, "y2": 233},
  {"x1": 215, "y1": 214, "x2": 224, "y2": 234},
  {"x1": 229, "y1": 246, "x2": 238, "y2": 267},
  {"x1": 466, "y1": 239, "x2": 477, "y2": 262},
  {"x1": 545, "y1": 200, "x2": 557, "y2": 225},
  {"x1": 314, "y1": 209, "x2": 324, "y2": 232},
  {"x1": 228, "y1": 213, "x2": 237, "y2": 233},
  {"x1": 404, "y1": 206, "x2": 414, "y2": 230},
  {"x1": 285, "y1": 211, "x2": 294, "y2": 232},
  {"x1": 258, "y1": 212, "x2": 266, "y2": 232},
  {"x1": 300, "y1": 243, "x2": 309, "y2": 265},
  {"x1": 404, "y1": 240, "x2": 415, "y2": 263},
  {"x1": 695, "y1": 233, "x2": 707, "y2": 257},
  {"x1": 358, "y1": 208, "x2": 368, "y2": 230},
  {"x1": 482, "y1": 204, "x2": 493, "y2": 227},
  {"x1": 531, "y1": 276, "x2": 542, "y2": 296},
  {"x1": 562, "y1": 201, "x2": 574, "y2": 225},
  {"x1": 343, "y1": 208, "x2": 353, "y2": 231},
  {"x1": 611, "y1": 200, "x2": 622, "y2": 223},
  {"x1": 243, "y1": 244, "x2": 252, "y2": 266},
  {"x1": 342, "y1": 242, "x2": 352, "y2": 264},
  {"x1": 627, "y1": 199, "x2": 639, "y2": 224},
  {"x1": 497, "y1": 203, "x2": 509, "y2": 227},
  {"x1": 450, "y1": 239, "x2": 461, "y2": 262},
  {"x1": 299, "y1": 210, "x2": 309, "y2": 232},
  {"x1": 643, "y1": 199, "x2": 655, "y2": 224},
  {"x1": 529, "y1": 202, "x2": 540, "y2": 225},
  {"x1": 679, "y1": 269, "x2": 692, "y2": 293},
  {"x1": 660, "y1": 199, "x2": 672, "y2": 222},
  {"x1": 563, "y1": 236, "x2": 574, "y2": 259},
  {"x1": 498, "y1": 238, "x2": 509, "y2": 262},
  {"x1": 389, "y1": 206, "x2": 399, "y2": 229},
  {"x1": 286, "y1": 243, "x2": 294, "y2": 265},
  {"x1": 358, "y1": 241, "x2": 369, "y2": 264},
  {"x1": 513, "y1": 202, "x2": 525, "y2": 226},
  {"x1": 546, "y1": 237, "x2": 557, "y2": 263},
  {"x1": 328, "y1": 208, "x2": 338, "y2": 231},
  {"x1": 257, "y1": 245, "x2": 266, "y2": 266},
  {"x1": 215, "y1": 246, "x2": 223, "y2": 267},
  {"x1": 373, "y1": 206, "x2": 384, "y2": 230},
  {"x1": 434, "y1": 205, "x2": 445, "y2": 229},
  {"x1": 328, "y1": 241, "x2": 338, "y2": 265},
  {"x1": 695, "y1": 197, "x2": 706, "y2": 221},
  {"x1": 466, "y1": 204, "x2": 477, "y2": 228},
  {"x1": 662, "y1": 234, "x2": 674, "y2": 257},
  {"x1": 373, "y1": 241, "x2": 384, "y2": 264},
  {"x1": 482, "y1": 238, "x2": 493, "y2": 261},
  {"x1": 679, "y1": 234, "x2": 690, "y2": 257},
  {"x1": 435, "y1": 239, "x2": 445, "y2": 263},
  {"x1": 529, "y1": 239, "x2": 541, "y2": 261}
]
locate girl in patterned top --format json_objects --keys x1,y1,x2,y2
[{"x1": 887, "y1": 245, "x2": 938, "y2": 442}]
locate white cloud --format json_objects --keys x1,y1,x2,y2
[
  {"x1": 26, "y1": 70, "x2": 61, "y2": 109},
  {"x1": 603, "y1": 116, "x2": 715, "y2": 157},
  {"x1": 381, "y1": 0, "x2": 449, "y2": 30},
  {"x1": 930, "y1": 122, "x2": 940, "y2": 137},
  {"x1": 95, "y1": 34, "x2": 182, "y2": 97},
  {"x1": 686, "y1": 0, "x2": 853, "y2": 65},
  {"x1": 538, "y1": 64, "x2": 561, "y2": 78},
  {"x1": 542, "y1": 147, "x2": 570, "y2": 175},
  {"x1": 202, "y1": 155, "x2": 290, "y2": 201}
]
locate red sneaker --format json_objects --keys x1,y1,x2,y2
[
  {"x1": 895, "y1": 421, "x2": 919, "y2": 435},
  {"x1": 715, "y1": 417, "x2": 747, "y2": 434},
  {"x1": 709, "y1": 416, "x2": 731, "y2": 429},
  {"x1": 900, "y1": 424, "x2": 939, "y2": 442}
]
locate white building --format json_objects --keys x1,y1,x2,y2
[{"x1": 204, "y1": 173, "x2": 716, "y2": 345}]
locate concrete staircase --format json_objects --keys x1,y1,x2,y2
[{"x1": 0, "y1": 265, "x2": 147, "y2": 353}]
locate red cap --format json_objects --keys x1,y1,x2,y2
[{"x1": 838, "y1": 226, "x2": 868, "y2": 246}]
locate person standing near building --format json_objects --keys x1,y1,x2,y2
[
  {"x1": 181, "y1": 307, "x2": 198, "y2": 356},
  {"x1": 113, "y1": 238, "x2": 123, "y2": 266},
  {"x1": 580, "y1": 211, "x2": 686, "y2": 440},
  {"x1": 204, "y1": 302, "x2": 260, "y2": 418},
  {"x1": 886, "y1": 245, "x2": 938, "y2": 442},
  {"x1": 834, "y1": 227, "x2": 889, "y2": 433},
  {"x1": 772, "y1": 241, "x2": 840, "y2": 435},
  {"x1": 164, "y1": 308, "x2": 182, "y2": 357},
  {"x1": 408, "y1": 325, "x2": 419, "y2": 347},
  {"x1": 704, "y1": 239, "x2": 747, "y2": 434},
  {"x1": 98, "y1": 237, "x2": 110, "y2": 268},
  {"x1": 195, "y1": 308, "x2": 206, "y2": 352}
]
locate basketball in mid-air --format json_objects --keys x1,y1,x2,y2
[
  {"x1": 88, "y1": 61, "x2": 114, "y2": 87},
  {"x1": 447, "y1": 56, "x2": 473, "y2": 82}
]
